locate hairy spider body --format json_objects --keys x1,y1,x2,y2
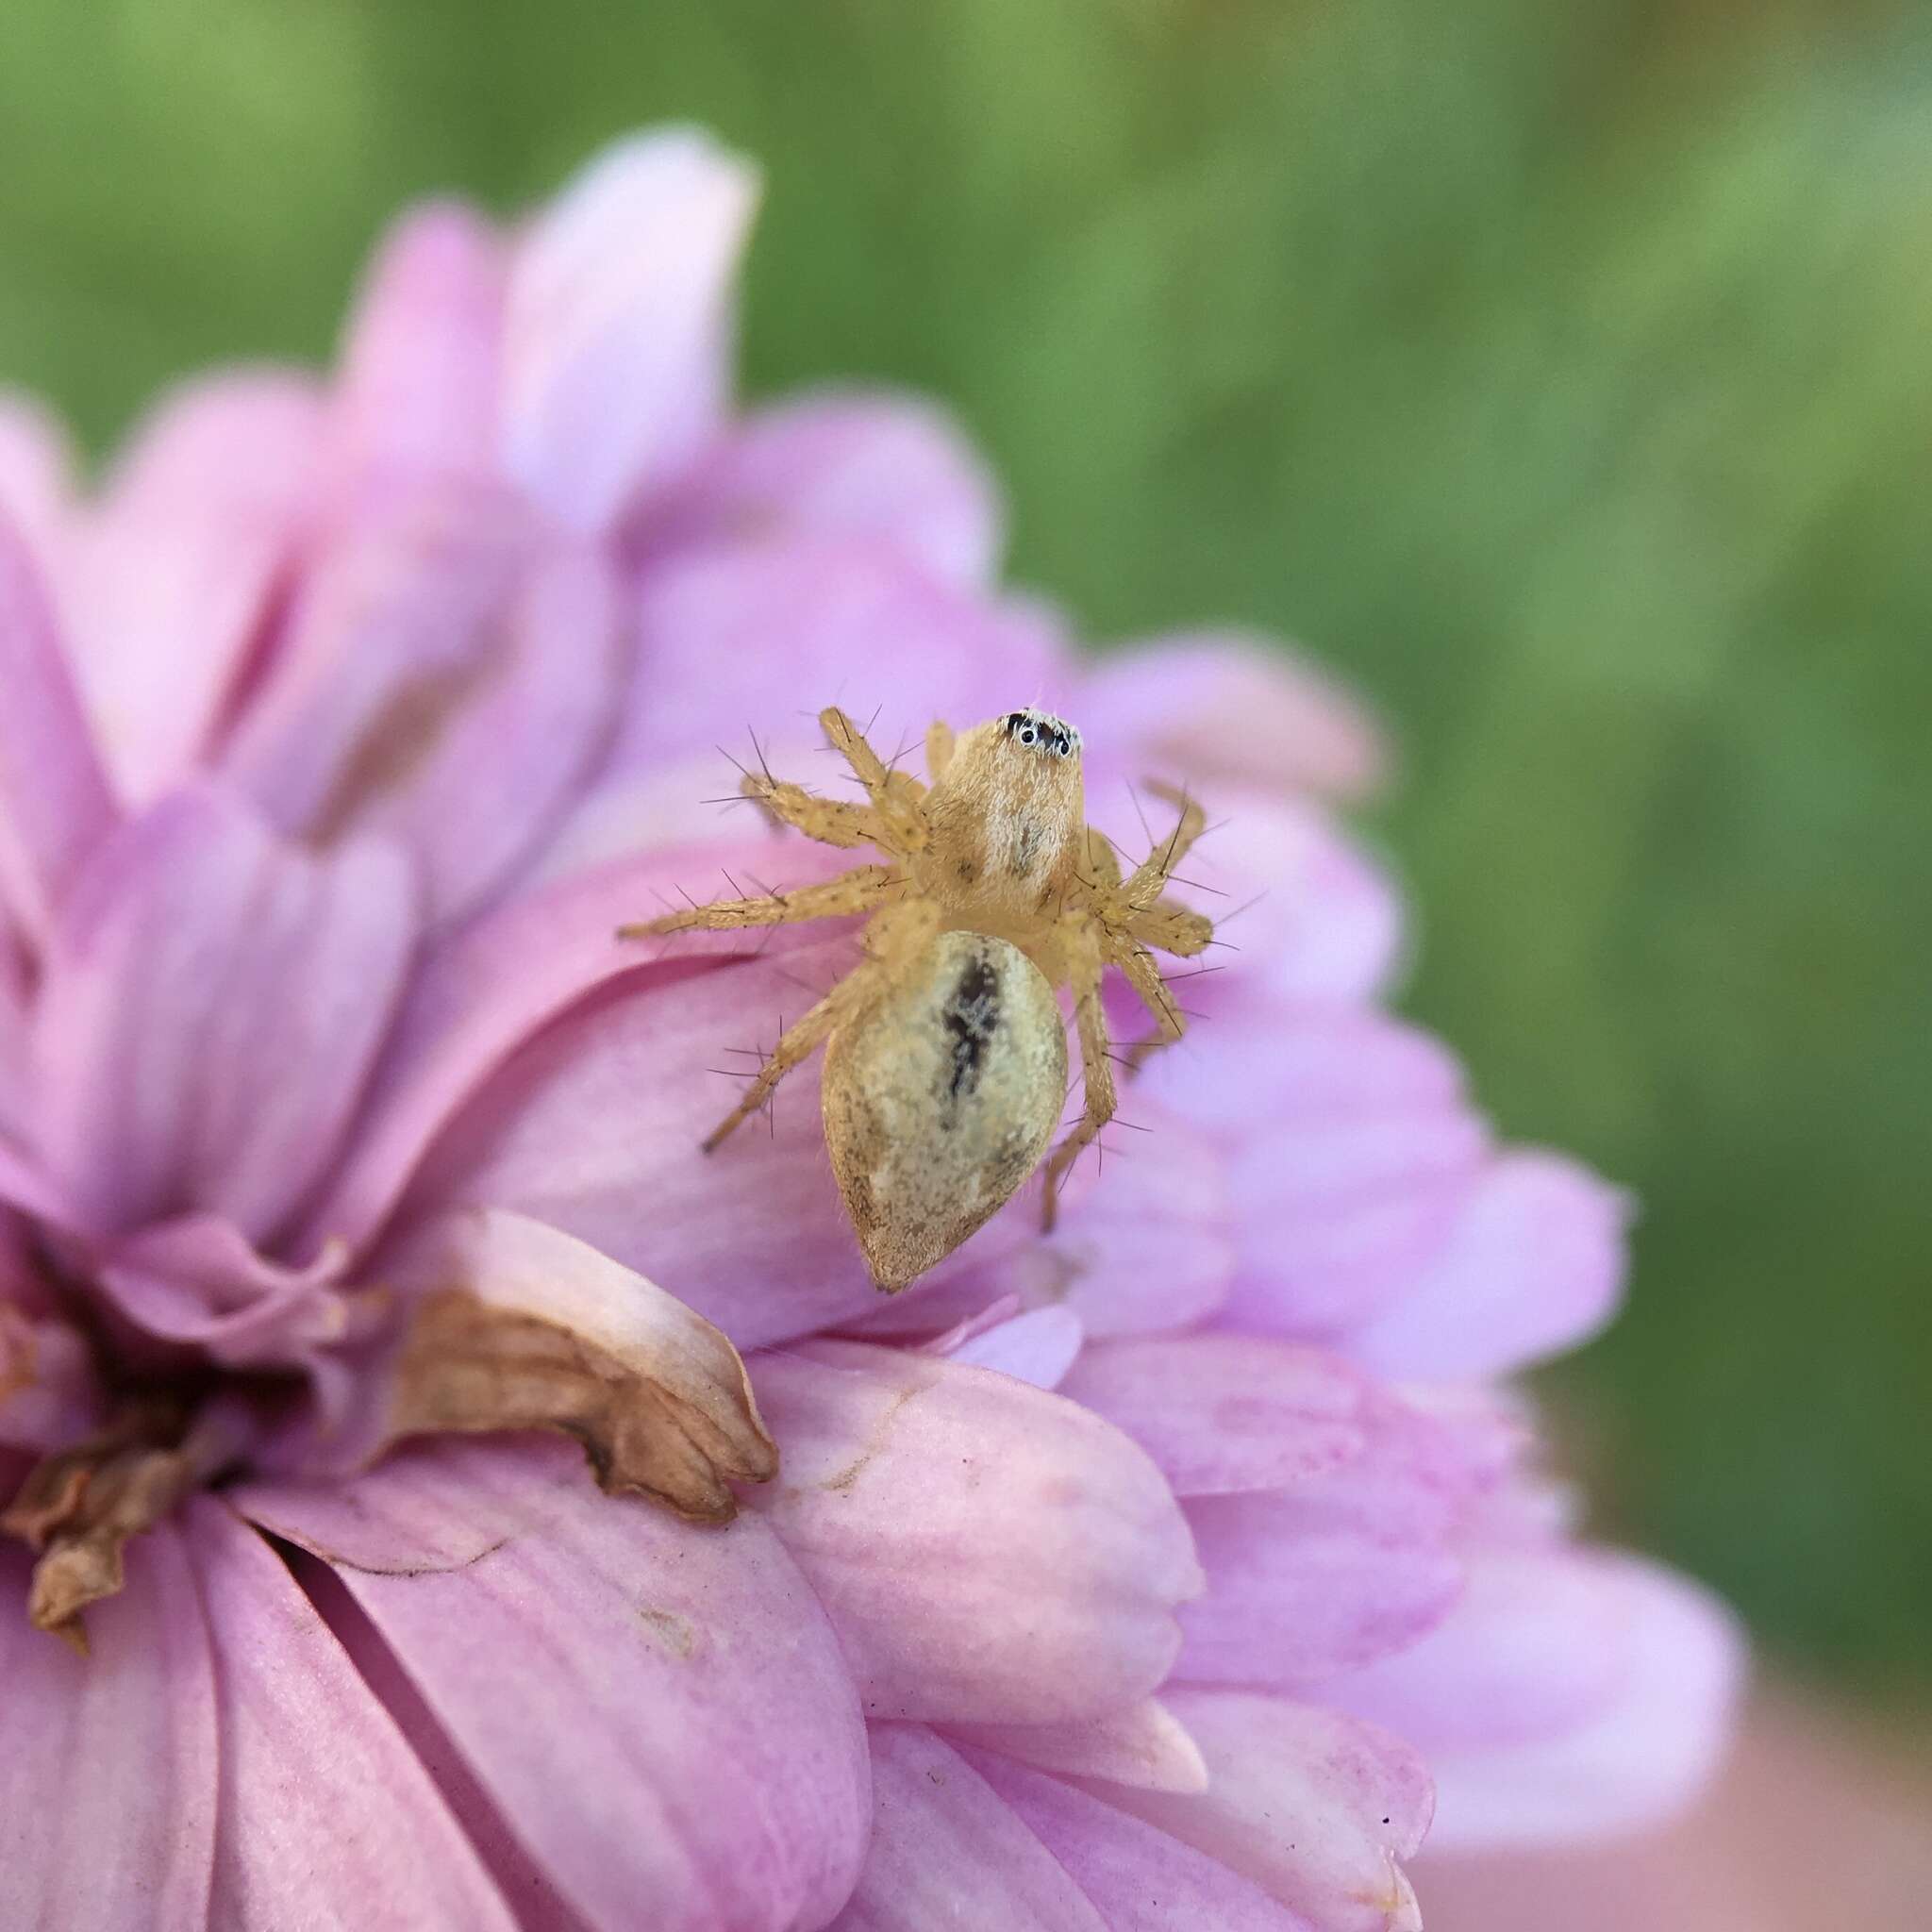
[{"x1": 621, "y1": 706, "x2": 1213, "y2": 1291}]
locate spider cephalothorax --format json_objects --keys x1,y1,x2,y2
[{"x1": 621, "y1": 707, "x2": 1213, "y2": 1290}]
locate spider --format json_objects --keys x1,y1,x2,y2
[{"x1": 619, "y1": 706, "x2": 1214, "y2": 1291}]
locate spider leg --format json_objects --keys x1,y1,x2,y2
[
  {"x1": 1083, "y1": 824, "x2": 1124, "y2": 890},
  {"x1": 1127, "y1": 897, "x2": 1213, "y2": 958},
  {"x1": 1040, "y1": 919, "x2": 1116, "y2": 1231},
  {"x1": 619, "y1": 864, "x2": 894, "y2": 939},
  {"x1": 741, "y1": 774, "x2": 888, "y2": 850},
  {"x1": 1122, "y1": 781, "x2": 1208, "y2": 911},
  {"x1": 925, "y1": 719, "x2": 956, "y2": 783},
  {"x1": 699, "y1": 891, "x2": 943, "y2": 1150},
  {"x1": 1109, "y1": 932, "x2": 1189, "y2": 1074},
  {"x1": 820, "y1": 707, "x2": 929, "y2": 854}
]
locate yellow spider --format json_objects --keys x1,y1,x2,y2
[{"x1": 621, "y1": 706, "x2": 1214, "y2": 1290}]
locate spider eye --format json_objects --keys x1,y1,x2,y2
[{"x1": 1020, "y1": 726, "x2": 1037, "y2": 744}]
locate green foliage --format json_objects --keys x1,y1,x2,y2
[{"x1": 2, "y1": 0, "x2": 1928, "y2": 1690}]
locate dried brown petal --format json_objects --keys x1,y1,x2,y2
[{"x1": 380, "y1": 1209, "x2": 777, "y2": 1522}]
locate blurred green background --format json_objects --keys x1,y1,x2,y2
[{"x1": 2, "y1": 0, "x2": 1927, "y2": 1697}]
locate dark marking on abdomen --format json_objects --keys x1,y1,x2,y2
[
  {"x1": 941, "y1": 950, "x2": 1001, "y2": 1108},
  {"x1": 1010, "y1": 819, "x2": 1044, "y2": 876}
]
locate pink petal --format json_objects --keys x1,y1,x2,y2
[
  {"x1": 243, "y1": 1438, "x2": 871, "y2": 1932},
  {"x1": 1346, "y1": 1150, "x2": 1630, "y2": 1379},
  {"x1": 503, "y1": 128, "x2": 758, "y2": 532},
  {"x1": 1090, "y1": 1689, "x2": 1432, "y2": 1932},
  {"x1": 320, "y1": 538, "x2": 626, "y2": 924},
  {"x1": 1141, "y1": 999, "x2": 1487, "y2": 1340},
  {"x1": 0, "y1": 1528, "x2": 216, "y2": 1928},
  {"x1": 747, "y1": 1340, "x2": 1202, "y2": 1724},
  {"x1": 325, "y1": 201, "x2": 507, "y2": 491},
  {"x1": 1060, "y1": 1335, "x2": 1372, "y2": 1497},
  {"x1": 0, "y1": 1304, "x2": 102, "y2": 1453},
  {"x1": 830, "y1": 1725, "x2": 1107, "y2": 1932},
  {"x1": 1418, "y1": 1557, "x2": 1744, "y2": 1853},
  {"x1": 935, "y1": 1305, "x2": 1085, "y2": 1387},
  {"x1": 219, "y1": 475, "x2": 530, "y2": 841},
  {"x1": 1077, "y1": 632, "x2": 1390, "y2": 802},
  {"x1": 189, "y1": 1498, "x2": 517, "y2": 1930},
  {"x1": 975, "y1": 1754, "x2": 1318, "y2": 1931},
  {"x1": 391, "y1": 938, "x2": 1040, "y2": 1348},
  {"x1": 0, "y1": 391, "x2": 75, "y2": 561},
  {"x1": 299, "y1": 839, "x2": 858, "y2": 1257},
  {"x1": 1324, "y1": 1548, "x2": 1633, "y2": 1753},
  {"x1": 1178, "y1": 1488, "x2": 1466, "y2": 1688},
  {"x1": 644, "y1": 389, "x2": 1003, "y2": 586},
  {"x1": 945, "y1": 1698, "x2": 1209, "y2": 1795},
  {"x1": 32, "y1": 786, "x2": 416, "y2": 1243},
  {"x1": 544, "y1": 540, "x2": 1069, "y2": 878},
  {"x1": 95, "y1": 1214, "x2": 352, "y2": 1368},
  {"x1": 0, "y1": 511, "x2": 115, "y2": 943},
  {"x1": 66, "y1": 373, "x2": 325, "y2": 803}
]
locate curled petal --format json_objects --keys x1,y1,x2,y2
[
  {"x1": 503, "y1": 127, "x2": 758, "y2": 532},
  {"x1": 32, "y1": 786, "x2": 416, "y2": 1244},
  {"x1": 1086, "y1": 1688, "x2": 1432, "y2": 1932},
  {"x1": 63, "y1": 374, "x2": 325, "y2": 803},
  {"x1": 748, "y1": 1341, "x2": 1202, "y2": 1724},
  {"x1": 1346, "y1": 1151, "x2": 1630, "y2": 1380},
  {"x1": 190, "y1": 1499, "x2": 518, "y2": 1930},
  {"x1": 0, "y1": 1529, "x2": 216, "y2": 1927},
  {"x1": 371, "y1": 1208, "x2": 775, "y2": 1521},
  {"x1": 646, "y1": 389, "x2": 1004, "y2": 586},
  {"x1": 0, "y1": 513, "x2": 115, "y2": 943},
  {"x1": 243, "y1": 1438, "x2": 872, "y2": 1932},
  {"x1": 832, "y1": 1725, "x2": 1107, "y2": 1932}
]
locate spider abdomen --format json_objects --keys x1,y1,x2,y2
[{"x1": 822, "y1": 931, "x2": 1068, "y2": 1291}]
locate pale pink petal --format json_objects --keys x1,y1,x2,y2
[
  {"x1": 645, "y1": 389, "x2": 1003, "y2": 585},
  {"x1": 0, "y1": 928, "x2": 26, "y2": 1133},
  {"x1": 1077, "y1": 632, "x2": 1389, "y2": 801},
  {"x1": 190, "y1": 1498, "x2": 518, "y2": 1931},
  {"x1": 1346, "y1": 1151, "x2": 1630, "y2": 1379},
  {"x1": 0, "y1": 1529, "x2": 216, "y2": 1928},
  {"x1": 32, "y1": 786, "x2": 416, "y2": 1242},
  {"x1": 0, "y1": 1305, "x2": 103, "y2": 1452},
  {"x1": 0, "y1": 512, "x2": 116, "y2": 943},
  {"x1": 503, "y1": 127, "x2": 758, "y2": 532},
  {"x1": 298, "y1": 839, "x2": 858, "y2": 1257},
  {"x1": 1324, "y1": 1548, "x2": 1632, "y2": 1752},
  {"x1": 325, "y1": 201, "x2": 507, "y2": 490},
  {"x1": 0, "y1": 391, "x2": 75, "y2": 559},
  {"x1": 1060, "y1": 1335, "x2": 1372, "y2": 1497},
  {"x1": 1178, "y1": 1488, "x2": 1465, "y2": 1688},
  {"x1": 1418, "y1": 1557, "x2": 1744, "y2": 1853},
  {"x1": 219, "y1": 475, "x2": 532, "y2": 837},
  {"x1": 1141, "y1": 1000, "x2": 1487, "y2": 1340},
  {"x1": 946, "y1": 1698, "x2": 1209, "y2": 1795},
  {"x1": 829, "y1": 1725, "x2": 1107, "y2": 1932},
  {"x1": 96, "y1": 1214, "x2": 353, "y2": 1368},
  {"x1": 244, "y1": 1438, "x2": 870, "y2": 1932},
  {"x1": 391, "y1": 939, "x2": 1040, "y2": 1348},
  {"x1": 1090, "y1": 1689, "x2": 1432, "y2": 1932},
  {"x1": 976, "y1": 1755, "x2": 1318, "y2": 1931},
  {"x1": 937, "y1": 1305, "x2": 1084, "y2": 1387},
  {"x1": 322, "y1": 539, "x2": 626, "y2": 924},
  {"x1": 65, "y1": 373, "x2": 325, "y2": 802},
  {"x1": 747, "y1": 1340, "x2": 1202, "y2": 1724}
]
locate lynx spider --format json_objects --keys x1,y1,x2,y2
[{"x1": 621, "y1": 706, "x2": 1213, "y2": 1288}]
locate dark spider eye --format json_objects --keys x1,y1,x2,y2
[{"x1": 1020, "y1": 726, "x2": 1037, "y2": 744}]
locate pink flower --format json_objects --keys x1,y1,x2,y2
[{"x1": 0, "y1": 128, "x2": 1740, "y2": 1928}]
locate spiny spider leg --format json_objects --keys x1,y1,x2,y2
[
  {"x1": 619, "y1": 864, "x2": 894, "y2": 939},
  {"x1": 924, "y1": 719, "x2": 957, "y2": 782},
  {"x1": 1109, "y1": 932, "x2": 1190, "y2": 1074},
  {"x1": 821, "y1": 707, "x2": 928, "y2": 851},
  {"x1": 740, "y1": 773, "x2": 887, "y2": 850},
  {"x1": 1122, "y1": 781, "x2": 1208, "y2": 911},
  {"x1": 1040, "y1": 918, "x2": 1118, "y2": 1231}
]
